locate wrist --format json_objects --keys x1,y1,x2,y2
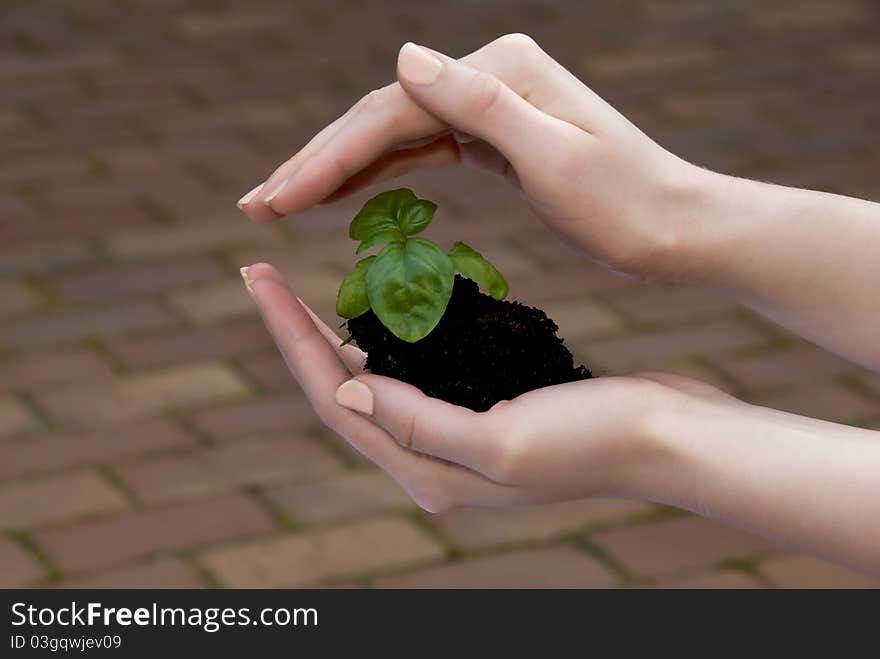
[{"x1": 620, "y1": 381, "x2": 752, "y2": 507}]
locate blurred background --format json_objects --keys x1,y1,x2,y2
[{"x1": 1, "y1": 0, "x2": 879, "y2": 589}]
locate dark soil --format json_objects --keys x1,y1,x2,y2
[{"x1": 346, "y1": 275, "x2": 592, "y2": 412}]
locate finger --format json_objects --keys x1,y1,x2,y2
[
  {"x1": 334, "y1": 373, "x2": 505, "y2": 476},
  {"x1": 394, "y1": 43, "x2": 584, "y2": 177},
  {"x1": 322, "y1": 134, "x2": 461, "y2": 203},
  {"x1": 297, "y1": 296, "x2": 366, "y2": 375},
  {"x1": 238, "y1": 103, "x2": 359, "y2": 222}
]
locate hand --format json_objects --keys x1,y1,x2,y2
[
  {"x1": 238, "y1": 35, "x2": 708, "y2": 281},
  {"x1": 241, "y1": 262, "x2": 731, "y2": 512}
]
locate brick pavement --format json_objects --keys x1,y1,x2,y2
[{"x1": 1, "y1": 0, "x2": 879, "y2": 589}]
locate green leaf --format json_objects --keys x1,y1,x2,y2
[
  {"x1": 336, "y1": 255, "x2": 377, "y2": 319},
  {"x1": 366, "y1": 238, "x2": 454, "y2": 342},
  {"x1": 349, "y1": 188, "x2": 436, "y2": 252},
  {"x1": 398, "y1": 199, "x2": 437, "y2": 236},
  {"x1": 354, "y1": 229, "x2": 404, "y2": 254},
  {"x1": 447, "y1": 241, "x2": 509, "y2": 300}
]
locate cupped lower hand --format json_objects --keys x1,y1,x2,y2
[
  {"x1": 242, "y1": 262, "x2": 736, "y2": 512},
  {"x1": 238, "y1": 35, "x2": 709, "y2": 281}
]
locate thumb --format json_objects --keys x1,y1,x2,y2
[
  {"x1": 395, "y1": 42, "x2": 576, "y2": 174},
  {"x1": 335, "y1": 374, "x2": 502, "y2": 475}
]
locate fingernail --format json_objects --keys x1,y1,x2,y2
[
  {"x1": 236, "y1": 184, "x2": 263, "y2": 209},
  {"x1": 336, "y1": 379, "x2": 374, "y2": 415},
  {"x1": 262, "y1": 178, "x2": 288, "y2": 206},
  {"x1": 398, "y1": 42, "x2": 442, "y2": 85},
  {"x1": 240, "y1": 265, "x2": 254, "y2": 297}
]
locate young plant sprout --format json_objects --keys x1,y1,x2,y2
[
  {"x1": 337, "y1": 188, "x2": 591, "y2": 412},
  {"x1": 336, "y1": 188, "x2": 508, "y2": 342}
]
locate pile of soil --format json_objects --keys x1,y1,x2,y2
[{"x1": 346, "y1": 275, "x2": 592, "y2": 412}]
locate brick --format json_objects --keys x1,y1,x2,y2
[
  {"x1": 0, "y1": 538, "x2": 45, "y2": 587},
  {"x1": 0, "y1": 396, "x2": 41, "y2": 438},
  {"x1": 604, "y1": 284, "x2": 739, "y2": 325},
  {"x1": 190, "y1": 392, "x2": 317, "y2": 440},
  {"x1": 117, "y1": 434, "x2": 340, "y2": 503},
  {"x1": 107, "y1": 320, "x2": 273, "y2": 369},
  {"x1": 0, "y1": 471, "x2": 128, "y2": 530},
  {"x1": 434, "y1": 499, "x2": 648, "y2": 550},
  {"x1": 592, "y1": 516, "x2": 776, "y2": 578},
  {"x1": 38, "y1": 362, "x2": 250, "y2": 429},
  {"x1": 104, "y1": 216, "x2": 283, "y2": 261},
  {"x1": 174, "y1": 10, "x2": 289, "y2": 38},
  {"x1": 236, "y1": 351, "x2": 298, "y2": 391},
  {"x1": 2, "y1": 206, "x2": 151, "y2": 247},
  {"x1": 49, "y1": 258, "x2": 226, "y2": 304},
  {"x1": 761, "y1": 555, "x2": 880, "y2": 589},
  {"x1": 200, "y1": 517, "x2": 444, "y2": 588},
  {"x1": 169, "y1": 278, "x2": 256, "y2": 324},
  {"x1": 55, "y1": 558, "x2": 205, "y2": 589},
  {"x1": 750, "y1": 0, "x2": 868, "y2": 31},
  {"x1": 265, "y1": 470, "x2": 412, "y2": 523},
  {"x1": 583, "y1": 320, "x2": 769, "y2": 373},
  {"x1": 0, "y1": 280, "x2": 39, "y2": 317},
  {"x1": 757, "y1": 384, "x2": 878, "y2": 424},
  {"x1": 583, "y1": 46, "x2": 717, "y2": 78},
  {"x1": 0, "y1": 349, "x2": 114, "y2": 393},
  {"x1": 654, "y1": 570, "x2": 760, "y2": 589},
  {"x1": 0, "y1": 419, "x2": 195, "y2": 480},
  {"x1": 539, "y1": 298, "x2": 624, "y2": 339},
  {"x1": 35, "y1": 493, "x2": 275, "y2": 573},
  {"x1": 0, "y1": 240, "x2": 92, "y2": 276},
  {"x1": 377, "y1": 545, "x2": 616, "y2": 588},
  {"x1": 0, "y1": 302, "x2": 174, "y2": 349},
  {"x1": 719, "y1": 347, "x2": 858, "y2": 391}
]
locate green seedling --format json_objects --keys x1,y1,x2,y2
[{"x1": 336, "y1": 188, "x2": 508, "y2": 342}]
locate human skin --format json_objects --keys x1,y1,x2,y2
[{"x1": 238, "y1": 36, "x2": 880, "y2": 575}]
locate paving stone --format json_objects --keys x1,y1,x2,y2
[
  {"x1": 0, "y1": 538, "x2": 45, "y2": 587},
  {"x1": 718, "y1": 347, "x2": 859, "y2": 391},
  {"x1": 117, "y1": 433, "x2": 341, "y2": 503},
  {"x1": 169, "y1": 278, "x2": 256, "y2": 324},
  {"x1": 0, "y1": 302, "x2": 175, "y2": 349},
  {"x1": 0, "y1": 280, "x2": 40, "y2": 317},
  {"x1": 652, "y1": 570, "x2": 761, "y2": 589},
  {"x1": 377, "y1": 545, "x2": 616, "y2": 588},
  {"x1": 107, "y1": 320, "x2": 273, "y2": 369},
  {"x1": 0, "y1": 419, "x2": 195, "y2": 480},
  {"x1": 582, "y1": 320, "x2": 770, "y2": 373},
  {"x1": 756, "y1": 384, "x2": 878, "y2": 424},
  {"x1": 434, "y1": 499, "x2": 649, "y2": 550},
  {"x1": 104, "y1": 217, "x2": 283, "y2": 261},
  {"x1": 0, "y1": 471, "x2": 128, "y2": 530},
  {"x1": 604, "y1": 284, "x2": 739, "y2": 324},
  {"x1": 49, "y1": 258, "x2": 226, "y2": 304},
  {"x1": 236, "y1": 351, "x2": 300, "y2": 391},
  {"x1": 35, "y1": 493, "x2": 275, "y2": 573},
  {"x1": 55, "y1": 558, "x2": 205, "y2": 589},
  {"x1": 592, "y1": 516, "x2": 776, "y2": 579},
  {"x1": 539, "y1": 299, "x2": 624, "y2": 339},
  {"x1": 190, "y1": 392, "x2": 318, "y2": 440},
  {"x1": 200, "y1": 517, "x2": 444, "y2": 588},
  {"x1": 38, "y1": 362, "x2": 251, "y2": 429},
  {"x1": 0, "y1": 240, "x2": 92, "y2": 276},
  {"x1": 0, "y1": 396, "x2": 42, "y2": 438},
  {"x1": 265, "y1": 470, "x2": 413, "y2": 523},
  {"x1": 0, "y1": 349, "x2": 115, "y2": 393},
  {"x1": 760, "y1": 555, "x2": 880, "y2": 589}
]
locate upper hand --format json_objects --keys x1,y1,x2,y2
[{"x1": 238, "y1": 34, "x2": 709, "y2": 282}]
